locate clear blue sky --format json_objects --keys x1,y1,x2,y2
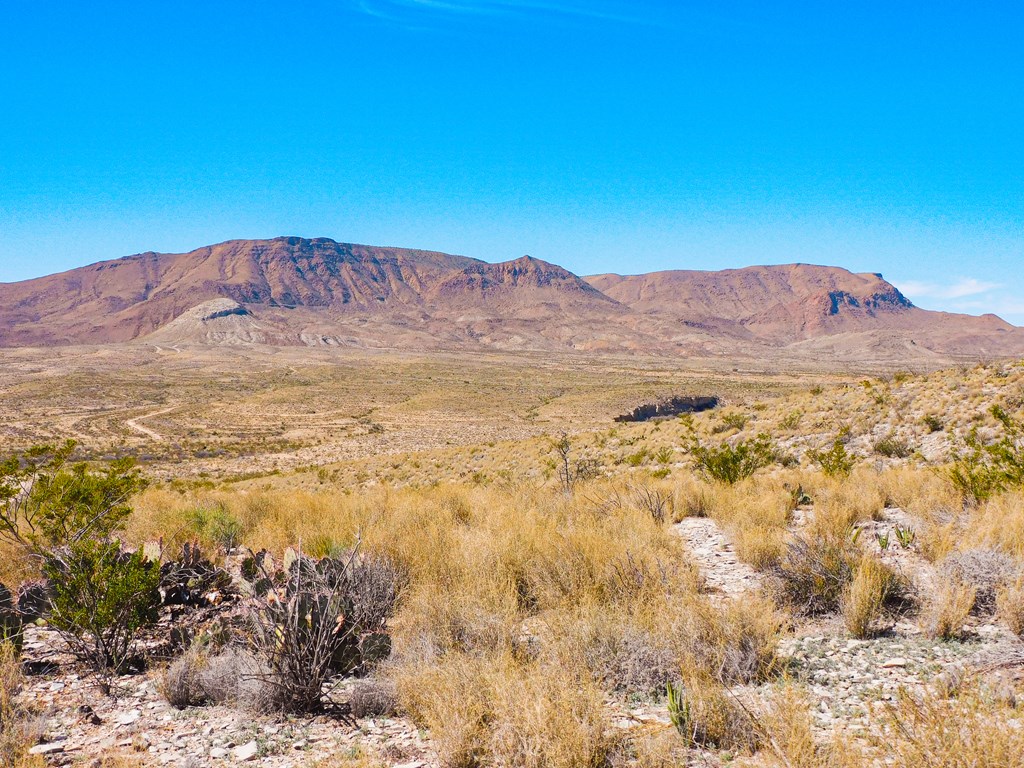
[{"x1": 1, "y1": 1, "x2": 1022, "y2": 322}]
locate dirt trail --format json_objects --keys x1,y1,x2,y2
[
  {"x1": 125, "y1": 406, "x2": 176, "y2": 441},
  {"x1": 673, "y1": 516, "x2": 762, "y2": 598}
]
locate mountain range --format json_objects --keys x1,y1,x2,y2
[{"x1": 1, "y1": 236, "x2": 1020, "y2": 364}]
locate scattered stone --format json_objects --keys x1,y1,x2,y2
[
  {"x1": 29, "y1": 742, "x2": 66, "y2": 755},
  {"x1": 233, "y1": 741, "x2": 260, "y2": 761}
]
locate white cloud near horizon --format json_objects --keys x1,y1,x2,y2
[
  {"x1": 896, "y1": 277, "x2": 1002, "y2": 300},
  {"x1": 353, "y1": 0, "x2": 647, "y2": 24}
]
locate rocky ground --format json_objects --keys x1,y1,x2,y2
[{"x1": 17, "y1": 506, "x2": 1024, "y2": 767}]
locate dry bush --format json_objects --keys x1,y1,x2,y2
[
  {"x1": 0, "y1": 643, "x2": 44, "y2": 768},
  {"x1": 667, "y1": 673, "x2": 757, "y2": 752},
  {"x1": 920, "y1": 581, "x2": 976, "y2": 640},
  {"x1": 395, "y1": 653, "x2": 619, "y2": 768},
  {"x1": 996, "y1": 580, "x2": 1024, "y2": 637},
  {"x1": 349, "y1": 677, "x2": 398, "y2": 719},
  {"x1": 759, "y1": 686, "x2": 854, "y2": 768},
  {"x1": 196, "y1": 648, "x2": 277, "y2": 712},
  {"x1": 551, "y1": 609, "x2": 678, "y2": 699},
  {"x1": 159, "y1": 645, "x2": 208, "y2": 709},
  {"x1": 842, "y1": 556, "x2": 911, "y2": 639},
  {"x1": 769, "y1": 531, "x2": 859, "y2": 615},
  {"x1": 869, "y1": 685, "x2": 1024, "y2": 767},
  {"x1": 964, "y1": 490, "x2": 1024, "y2": 559},
  {"x1": 668, "y1": 593, "x2": 785, "y2": 685},
  {"x1": 937, "y1": 548, "x2": 1020, "y2": 614}
]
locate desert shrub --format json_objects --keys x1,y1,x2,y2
[
  {"x1": 182, "y1": 504, "x2": 243, "y2": 552},
  {"x1": 873, "y1": 433, "x2": 913, "y2": 458},
  {"x1": 160, "y1": 645, "x2": 209, "y2": 709},
  {"x1": 689, "y1": 433, "x2": 776, "y2": 484},
  {"x1": 551, "y1": 433, "x2": 600, "y2": 494},
  {"x1": 628, "y1": 484, "x2": 673, "y2": 524},
  {"x1": 937, "y1": 548, "x2": 1020, "y2": 614},
  {"x1": 396, "y1": 653, "x2": 619, "y2": 768},
  {"x1": 807, "y1": 438, "x2": 855, "y2": 478},
  {"x1": 43, "y1": 539, "x2": 161, "y2": 685},
  {"x1": 996, "y1": 580, "x2": 1024, "y2": 637},
  {"x1": 197, "y1": 648, "x2": 276, "y2": 711},
  {"x1": 842, "y1": 556, "x2": 911, "y2": 638},
  {"x1": 947, "y1": 405, "x2": 1024, "y2": 504},
  {"x1": 780, "y1": 410, "x2": 803, "y2": 431},
  {"x1": 666, "y1": 674, "x2": 756, "y2": 752},
  {"x1": 870, "y1": 685, "x2": 1024, "y2": 767},
  {"x1": 922, "y1": 414, "x2": 945, "y2": 433},
  {"x1": 920, "y1": 581, "x2": 975, "y2": 640},
  {"x1": 769, "y1": 532, "x2": 859, "y2": 615},
  {"x1": 654, "y1": 446, "x2": 674, "y2": 465},
  {"x1": 240, "y1": 547, "x2": 401, "y2": 713},
  {"x1": 0, "y1": 586, "x2": 22, "y2": 653},
  {"x1": 349, "y1": 677, "x2": 398, "y2": 718},
  {"x1": 0, "y1": 642, "x2": 44, "y2": 768},
  {"x1": 0, "y1": 444, "x2": 155, "y2": 688},
  {"x1": 555, "y1": 610, "x2": 678, "y2": 699},
  {"x1": 713, "y1": 411, "x2": 749, "y2": 433},
  {"x1": 0, "y1": 441, "x2": 145, "y2": 550}
]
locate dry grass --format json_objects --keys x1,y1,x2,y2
[
  {"x1": 842, "y1": 556, "x2": 908, "y2": 639},
  {"x1": 996, "y1": 580, "x2": 1024, "y2": 637},
  {"x1": 0, "y1": 643, "x2": 44, "y2": 768},
  {"x1": 394, "y1": 652, "x2": 618, "y2": 768},
  {"x1": 921, "y1": 581, "x2": 976, "y2": 640},
  {"x1": 868, "y1": 685, "x2": 1024, "y2": 767}
]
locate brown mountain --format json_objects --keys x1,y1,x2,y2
[{"x1": 1, "y1": 237, "x2": 1021, "y2": 362}]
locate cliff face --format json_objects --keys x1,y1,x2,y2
[{"x1": 1, "y1": 238, "x2": 1021, "y2": 363}]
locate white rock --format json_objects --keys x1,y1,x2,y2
[
  {"x1": 233, "y1": 741, "x2": 260, "y2": 761},
  {"x1": 28, "y1": 742, "x2": 66, "y2": 755}
]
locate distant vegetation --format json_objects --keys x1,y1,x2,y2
[{"x1": 3, "y1": 359, "x2": 1024, "y2": 765}]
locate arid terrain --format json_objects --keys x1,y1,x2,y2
[
  {"x1": 0, "y1": 340, "x2": 1023, "y2": 768},
  {"x1": 2, "y1": 237, "x2": 1022, "y2": 364},
  {"x1": 1, "y1": 243, "x2": 1024, "y2": 768}
]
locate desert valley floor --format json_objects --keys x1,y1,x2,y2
[{"x1": 1, "y1": 343, "x2": 1023, "y2": 768}]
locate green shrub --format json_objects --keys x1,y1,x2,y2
[
  {"x1": 689, "y1": 434, "x2": 776, "y2": 484},
  {"x1": 873, "y1": 434, "x2": 913, "y2": 459},
  {"x1": 922, "y1": 414, "x2": 945, "y2": 433},
  {"x1": 807, "y1": 439, "x2": 855, "y2": 477},
  {"x1": 44, "y1": 539, "x2": 161, "y2": 686},
  {"x1": 0, "y1": 441, "x2": 145, "y2": 549},
  {"x1": 184, "y1": 505, "x2": 243, "y2": 552},
  {"x1": 948, "y1": 406, "x2": 1024, "y2": 504}
]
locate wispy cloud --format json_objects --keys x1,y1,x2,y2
[
  {"x1": 897, "y1": 277, "x2": 1002, "y2": 300},
  {"x1": 353, "y1": 0, "x2": 649, "y2": 25}
]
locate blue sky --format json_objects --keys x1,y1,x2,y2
[{"x1": 0, "y1": 1, "x2": 1021, "y2": 322}]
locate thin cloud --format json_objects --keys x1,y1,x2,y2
[
  {"x1": 897, "y1": 277, "x2": 1001, "y2": 300},
  {"x1": 353, "y1": 0, "x2": 650, "y2": 25}
]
